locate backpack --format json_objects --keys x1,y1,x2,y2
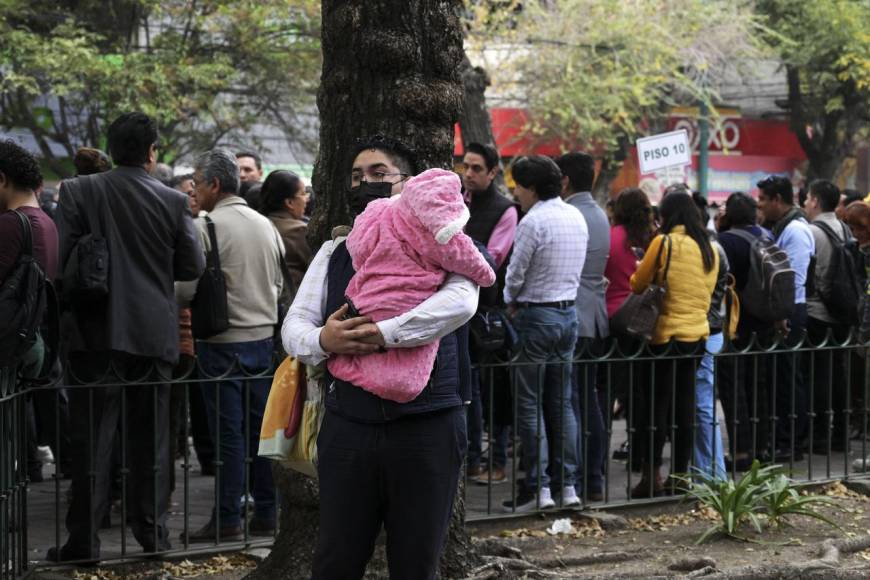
[
  {"x1": 729, "y1": 228, "x2": 796, "y2": 323},
  {"x1": 812, "y1": 220, "x2": 862, "y2": 324},
  {"x1": 61, "y1": 175, "x2": 110, "y2": 303},
  {"x1": 0, "y1": 210, "x2": 48, "y2": 367}
]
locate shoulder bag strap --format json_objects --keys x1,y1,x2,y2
[
  {"x1": 78, "y1": 174, "x2": 103, "y2": 238},
  {"x1": 660, "y1": 235, "x2": 673, "y2": 286},
  {"x1": 728, "y1": 228, "x2": 757, "y2": 245},
  {"x1": 203, "y1": 216, "x2": 221, "y2": 271},
  {"x1": 12, "y1": 209, "x2": 34, "y2": 257}
]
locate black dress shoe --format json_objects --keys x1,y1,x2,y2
[
  {"x1": 179, "y1": 520, "x2": 242, "y2": 543},
  {"x1": 249, "y1": 517, "x2": 276, "y2": 537},
  {"x1": 725, "y1": 456, "x2": 754, "y2": 472},
  {"x1": 772, "y1": 448, "x2": 804, "y2": 463},
  {"x1": 46, "y1": 545, "x2": 99, "y2": 565}
]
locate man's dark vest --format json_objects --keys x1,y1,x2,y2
[
  {"x1": 323, "y1": 241, "x2": 463, "y2": 423},
  {"x1": 465, "y1": 183, "x2": 517, "y2": 308}
]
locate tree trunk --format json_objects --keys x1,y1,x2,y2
[
  {"x1": 308, "y1": 0, "x2": 467, "y2": 247},
  {"x1": 269, "y1": 2, "x2": 481, "y2": 579},
  {"x1": 593, "y1": 135, "x2": 630, "y2": 204},
  {"x1": 244, "y1": 465, "x2": 319, "y2": 580},
  {"x1": 458, "y1": 54, "x2": 494, "y2": 149},
  {"x1": 458, "y1": 53, "x2": 506, "y2": 191}
]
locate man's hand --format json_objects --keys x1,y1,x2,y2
[
  {"x1": 319, "y1": 304, "x2": 381, "y2": 355},
  {"x1": 507, "y1": 303, "x2": 519, "y2": 318},
  {"x1": 356, "y1": 323, "x2": 386, "y2": 346},
  {"x1": 774, "y1": 319, "x2": 790, "y2": 335}
]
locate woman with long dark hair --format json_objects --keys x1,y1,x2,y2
[
  {"x1": 260, "y1": 170, "x2": 312, "y2": 290},
  {"x1": 629, "y1": 192, "x2": 718, "y2": 497}
]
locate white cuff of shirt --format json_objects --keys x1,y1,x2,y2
[
  {"x1": 376, "y1": 318, "x2": 402, "y2": 347},
  {"x1": 300, "y1": 327, "x2": 330, "y2": 365}
]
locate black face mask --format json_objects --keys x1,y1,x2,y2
[{"x1": 348, "y1": 181, "x2": 393, "y2": 216}]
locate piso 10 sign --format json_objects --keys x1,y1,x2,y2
[{"x1": 636, "y1": 129, "x2": 691, "y2": 174}]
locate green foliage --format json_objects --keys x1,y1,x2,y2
[
  {"x1": 754, "y1": 0, "x2": 870, "y2": 177},
  {"x1": 468, "y1": 0, "x2": 764, "y2": 165},
  {"x1": 674, "y1": 461, "x2": 841, "y2": 544},
  {"x1": 759, "y1": 473, "x2": 840, "y2": 531},
  {"x1": 0, "y1": 0, "x2": 320, "y2": 172}
]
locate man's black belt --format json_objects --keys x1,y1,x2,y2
[{"x1": 517, "y1": 300, "x2": 575, "y2": 309}]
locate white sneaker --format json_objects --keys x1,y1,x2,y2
[
  {"x1": 36, "y1": 446, "x2": 54, "y2": 464},
  {"x1": 852, "y1": 456, "x2": 870, "y2": 472},
  {"x1": 502, "y1": 486, "x2": 556, "y2": 513},
  {"x1": 562, "y1": 486, "x2": 581, "y2": 507}
]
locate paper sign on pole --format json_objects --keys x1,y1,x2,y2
[{"x1": 636, "y1": 130, "x2": 691, "y2": 174}]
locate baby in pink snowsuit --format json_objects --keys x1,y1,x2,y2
[{"x1": 327, "y1": 168, "x2": 496, "y2": 403}]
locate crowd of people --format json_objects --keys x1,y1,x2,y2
[{"x1": 2, "y1": 110, "x2": 870, "y2": 578}]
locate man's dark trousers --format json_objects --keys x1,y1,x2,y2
[
  {"x1": 312, "y1": 406, "x2": 466, "y2": 579},
  {"x1": 774, "y1": 303, "x2": 809, "y2": 453},
  {"x1": 806, "y1": 317, "x2": 851, "y2": 449},
  {"x1": 64, "y1": 351, "x2": 171, "y2": 557}
]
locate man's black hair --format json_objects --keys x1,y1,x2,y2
[
  {"x1": 170, "y1": 173, "x2": 194, "y2": 189},
  {"x1": 809, "y1": 179, "x2": 840, "y2": 212},
  {"x1": 352, "y1": 134, "x2": 417, "y2": 176},
  {"x1": 0, "y1": 139, "x2": 43, "y2": 191},
  {"x1": 555, "y1": 152, "x2": 595, "y2": 193},
  {"x1": 725, "y1": 191, "x2": 757, "y2": 228},
  {"x1": 843, "y1": 188, "x2": 864, "y2": 207},
  {"x1": 465, "y1": 142, "x2": 500, "y2": 172},
  {"x1": 757, "y1": 175, "x2": 794, "y2": 206},
  {"x1": 511, "y1": 156, "x2": 563, "y2": 200},
  {"x1": 236, "y1": 150, "x2": 262, "y2": 171},
  {"x1": 106, "y1": 112, "x2": 158, "y2": 167}
]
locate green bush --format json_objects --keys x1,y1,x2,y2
[{"x1": 673, "y1": 461, "x2": 840, "y2": 544}]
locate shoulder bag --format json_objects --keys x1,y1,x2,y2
[
  {"x1": 609, "y1": 235, "x2": 672, "y2": 342},
  {"x1": 191, "y1": 216, "x2": 230, "y2": 339}
]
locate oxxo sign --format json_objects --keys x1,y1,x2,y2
[{"x1": 636, "y1": 130, "x2": 692, "y2": 174}]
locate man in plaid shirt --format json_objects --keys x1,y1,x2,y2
[{"x1": 502, "y1": 155, "x2": 588, "y2": 513}]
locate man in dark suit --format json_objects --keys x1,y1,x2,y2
[{"x1": 50, "y1": 112, "x2": 204, "y2": 562}]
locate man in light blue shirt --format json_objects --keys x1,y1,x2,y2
[{"x1": 757, "y1": 175, "x2": 815, "y2": 462}]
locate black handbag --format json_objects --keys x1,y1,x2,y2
[
  {"x1": 191, "y1": 216, "x2": 230, "y2": 339},
  {"x1": 469, "y1": 308, "x2": 510, "y2": 354},
  {"x1": 62, "y1": 175, "x2": 109, "y2": 302},
  {"x1": 609, "y1": 235, "x2": 672, "y2": 342}
]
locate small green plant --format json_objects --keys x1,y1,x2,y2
[
  {"x1": 759, "y1": 473, "x2": 841, "y2": 531},
  {"x1": 673, "y1": 461, "x2": 841, "y2": 544}
]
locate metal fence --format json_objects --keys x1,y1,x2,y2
[
  {"x1": 4, "y1": 328, "x2": 870, "y2": 577},
  {"x1": 2, "y1": 356, "x2": 278, "y2": 579},
  {"x1": 466, "y1": 328, "x2": 870, "y2": 520}
]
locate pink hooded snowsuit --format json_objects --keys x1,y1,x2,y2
[{"x1": 327, "y1": 168, "x2": 496, "y2": 403}]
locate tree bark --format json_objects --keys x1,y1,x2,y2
[
  {"x1": 266, "y1": 2, "x2": 481, "y2": 579},
  {"x1": 458, "y1": 53, "x2": 506, "y2": 191},
  {"x1": 308, "y1": 0, "x2": 467, "y2": 247},
  {"x1": 458, "y1": 54, "x2": 495, "y2": 149}
]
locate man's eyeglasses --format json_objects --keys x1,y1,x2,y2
[{"x1": 350, "y1": 170, "x2": 409, "y2": 186}]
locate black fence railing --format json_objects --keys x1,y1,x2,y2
[
  {"x1": 4, "y1": 356, "x2": 279, "y2": 578},
  {"x1": 4, "y1": 329, "x2": 870, "y2": 576},
  {"x1": 466, "y1": 329, "x2": 870, "y2": 520}
]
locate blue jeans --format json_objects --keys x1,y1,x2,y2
[
  {"x1": 198, "y1": 338, "x2": 275, "y2": 527},
  {"x1": 513, "y1": 306, "x2": 579, "y2": 492},
  {"x1": 694, "y1": 333, "x2": 726, "y2": 479}
]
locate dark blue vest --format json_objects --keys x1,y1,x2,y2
[{"x1": 324, "y1": 241, "x2": 464, "y2": 423}]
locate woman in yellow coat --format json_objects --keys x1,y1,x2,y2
[{"x1": 629, "y1": 191, "x2": 718, "y2": 497}]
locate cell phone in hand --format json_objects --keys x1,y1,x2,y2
[{"x1": 343, "y1": 296, "x2": 361, "y2": 319}]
